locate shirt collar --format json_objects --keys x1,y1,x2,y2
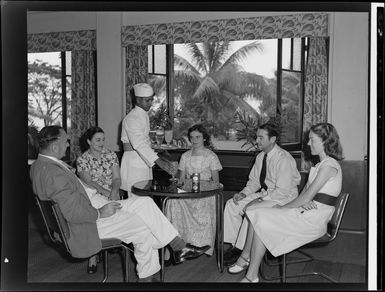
[{"x1": 265, "y1": 144, "x2": 278, "y2": 158}]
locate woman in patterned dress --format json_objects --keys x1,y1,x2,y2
[
  {"x1": 228, "y1": 123, "x2": 344, "y2": 282},
  {"x1": 165, "y1": 124, "x2": 222, "y2": 256},
  {"x1": 76, "y1": 126, "x2": 122, "y2": 273}
]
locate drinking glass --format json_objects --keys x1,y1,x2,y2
[
  {"x1": 149, "y1": 130, "x2": 157, "y2": 145},
  {"x1": 155, "y1": 128, "x2": 165, "y2": 146},
  {"x1": 164, "y1": 130, "x2": 173, "y2": 147}
]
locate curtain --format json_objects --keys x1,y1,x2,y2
[
  {"x1": 303, "y1": 37, "x2": 329, "y2": 131},
  {"x1": 70, "y1": 50, "x2": 96, "y2": 160},
  {"x1": 124, "y1": 45, "x2": 148, "y2": 113},
  {"x1": 301, "y1": 37, "x2": 329, "y2": 171}
]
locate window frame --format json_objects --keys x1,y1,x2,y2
[{"x1": 150, "y1": 38, "x2": 308, "y2": 152}]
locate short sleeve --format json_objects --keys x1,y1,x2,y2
[
  {"x1": 208, "y1": 151, "x2": 222, "y2": 171},
  {"x1": 76, "y1": 154, "x2": 90, "y2": 173}
]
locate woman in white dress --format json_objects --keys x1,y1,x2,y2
[
  {"x1": 165, "y1": 124, "x2": 222, "y2": 256},
  {"x1": 228, "y1": 123, "x2": 344, "y2": 282}
]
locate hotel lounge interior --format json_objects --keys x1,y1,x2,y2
[{"x1": 1, "y1": 2, "x2": 382, "y2": 291}]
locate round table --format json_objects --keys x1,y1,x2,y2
[{"x1": 132, "y1": 179, "x2": 224, "y2": 281}]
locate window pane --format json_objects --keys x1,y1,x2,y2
[
  {"x1": 154, "y1": 45, "x2": 166, "y2": 74},
  {"x1": 173, "y1": 40, "x2": 277, "y2": 151},
  {"x1": 66, "y1": 51, "x2": 72, "y2": 75},
  {"x1": 281, "y1": 71, "x2": 302, "y2": 144},
  {"x1": 148, "y1": 75, "x2": 167, "y2": 130},
  {"x1": 282, "y1": 38, "x2": 291, "y2": 70},
  {"x1": 292, "y1": 38, "x2": 302, "y2": 71},
  {"x1": 148, "y1": 45, "x2": 153, "y2": 73},
  {"x1": 28, "y1": 52, "x2": 62, "y2": 130}
]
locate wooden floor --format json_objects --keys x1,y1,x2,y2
[{"x1": 27, "y1": 198, "x2": 367, "y2": 289}]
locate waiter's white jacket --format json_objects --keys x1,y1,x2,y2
[{"x1": 120, "y1": 106, "x2": 159, "y2": 192}]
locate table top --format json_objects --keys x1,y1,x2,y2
[{"x1": 132, "y1": 179, "x2": 223, "y2": 198}]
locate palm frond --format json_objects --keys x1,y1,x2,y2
[{"x1": 221, "y1": 41, "x2": 264, "y2": 70}]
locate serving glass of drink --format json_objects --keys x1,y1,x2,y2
[
  {"x1": 155, "y1": 128, "x2": 165, "y2": 146},
  {"x1": 164, "y1": 129, "x2": 173, "y2": 147}
]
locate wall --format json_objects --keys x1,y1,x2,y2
[
  {"x1": 328, "y1": 12, "x2": 369, "y2": 161},
  {"x1": 27, "y1": 11, "x2": 369, "y2": 157}
]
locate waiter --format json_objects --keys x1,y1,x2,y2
[{"x1": 120, "y1": 83, "x2": 177, "y2": 195}]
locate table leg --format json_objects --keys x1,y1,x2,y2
[{"x1": 216, "y1": 191, "x2": 224, "y2": 273}]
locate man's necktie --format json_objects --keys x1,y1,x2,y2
[{"x1": 259, "y1": 153, "x2": 268, "y2": 191}]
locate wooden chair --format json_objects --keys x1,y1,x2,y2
[
  {"x1": 34, "y1": 195, "x2": 134, "y2": 282},
  {"x1": 260, "y1": 192, "x2": 350, "y2": 283}
]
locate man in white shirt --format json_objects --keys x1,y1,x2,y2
[
  {"x1": 223, "y1": 122, "x2": 301, "y2": 266},
  {"x1": 30, "y1": 126, "x2": 210, "y2": 282},
  {"x1": 120, "y1": 83, "x2": 177, "y2": 194}
]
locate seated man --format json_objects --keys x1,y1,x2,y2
[
  {"x1": 223, "y1": 122, "x2": 301, "y2": 266},
  {"x1": 30, "y1": 125, "x2": 210, "y2": 282}
]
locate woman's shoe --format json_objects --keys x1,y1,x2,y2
[
  {"x1": 227, "y1": 255, "x2": 250, "y2": 274},
  {"x1": 240, "y1": 276, "x2": 260, "y2": 283}
]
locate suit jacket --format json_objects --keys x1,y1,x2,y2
[{"x1": 30, "y1": 155, "x2": 102, "y2": 258}]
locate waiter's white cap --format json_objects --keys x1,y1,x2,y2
[{"x1": 133, "y1": 83, "x2": 154, "y2": 97}]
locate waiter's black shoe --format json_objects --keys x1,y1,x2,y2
[
  {"x1": 171, "y1": 244, "x2": 210, "y2": 264},
  {"x1": 223, "y1": 246, "x2": 242, "y2": 267}
]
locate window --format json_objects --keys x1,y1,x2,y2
[
  {"x1": 28, "y1": 51, "x2": 72, "y2": 157},
  {"x1": 148, "y1": 38, "x2": 308, "y2": 151}
]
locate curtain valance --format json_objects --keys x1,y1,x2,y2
[
  {"x1": 27, "y1": 30, "x2": 96, "y2": 53},
  {"x1": 121, "y1": 13, "x2": 328, "y2": 46}
]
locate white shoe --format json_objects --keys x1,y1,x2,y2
[
  {"x1": 227, "y1": 255, "x2": 250, "y2": 274},
  {"x1": 240, "y1": 276, "x2": 259, "y2": 283}
]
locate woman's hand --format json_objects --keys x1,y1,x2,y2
[{"x1": 300, "y1": 201, "x2": 318, "y2": 211}]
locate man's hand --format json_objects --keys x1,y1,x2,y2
[
  {"x1": 233, "y1": 192, "x2": 246, "y2": 205},
  {"x1": 156, "y1": 158, "x2": 178, "y2": 176},
  {"x1": 98, "y1": 202, "x2": 122, "y2": 219}
]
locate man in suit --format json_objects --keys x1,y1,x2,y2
[
  {"x1": 30, "y1": 125, "x2": 209, "y2": 282},
  {"x1": 223, "y1": 122, "x2": 301, "y2": 267}
]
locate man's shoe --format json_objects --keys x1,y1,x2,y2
[
  {"x1": 172, "y1": 243, "x2": 210, "y2": 264},
  {"x1": 223, "y1": 246, "x2": 242, "y2": 267}
]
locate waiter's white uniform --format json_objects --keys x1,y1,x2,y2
[{"x1": 120, "y1": 106, "x2": 159, "y2": 194}]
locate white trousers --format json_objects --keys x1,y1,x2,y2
[
  {"x1": 120, "y1": 151, "x2": 153, "y2": 195},
  {"x1": 223, "y1": 194, "x2": 278, "y2": 250},
  {"x1": 93, "y1": 194, "x2": 178, "y2": 278}
]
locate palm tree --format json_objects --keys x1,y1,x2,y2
[{"x1": 172, "y1": 41, "x2": 273, "y2": 137}]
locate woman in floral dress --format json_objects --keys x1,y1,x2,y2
[
  {"x1": 165, "y1": 124, "x2": 222, "y2": 256},
  {"x1": 76, "y1": 126, "x2": 122, "y2": 273}
]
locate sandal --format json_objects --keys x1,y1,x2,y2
[
  {"x1": 240, "y1": 276, "x2": 260, "y2": 283},
  {"x1": 227, "y1": 255, "x2": 250, "y2": 274}
]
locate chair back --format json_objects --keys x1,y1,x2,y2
[
  {"x1": 326, "y1": 193, "x2": 349, "y2": 239},
  {"x1": 35, "y1": 195, "x2": 71, "y2": 253}
]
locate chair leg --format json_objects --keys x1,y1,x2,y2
[
  {"x1": 260, "y1": 252, "x2": 338, "y2": 283},
  {"x1": 102, "y1": 250, "x2": 108, "y2": 283},
  {"x1": 124, "y1": 248, "x2": 129, "y2": 282}
]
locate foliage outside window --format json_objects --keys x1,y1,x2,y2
[
  {"x1": 148, "y1": 38, "x2": 307, "y2": 152},
  {"x1": 28, "y1": 51, "x2": 72, "y2": 158}
]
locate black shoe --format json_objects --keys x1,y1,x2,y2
[
  {"x1": 223, "y1": 246, "x2": 242, "y2": 267},
  {"x1": 164, "y1": 259, "x2": 172, "y2": 267},
  {"x1": 171, "y1": 244, "x2": 210, "y2": 264}
]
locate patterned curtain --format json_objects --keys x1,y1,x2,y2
[
  {"x1": 70, "y1": 50, "x2": 96, "y2": 160},
  {"x1": 121, "y1": 13, "x2": 329, "y2": 46},
  {"x1": 301, "y1": 37, "x2": 329, "y2": 171},
  {"x1": 303, "y1": 37, "x2": 329, "y2": 131},
  {"x1": 124, "y1": 45, "x2": 148, "y2": 113},
  {"x1": 122, "y1": 13, "x2": 329, "y2": 115}
]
